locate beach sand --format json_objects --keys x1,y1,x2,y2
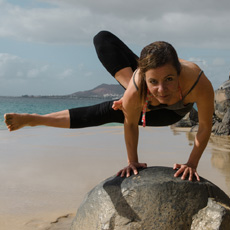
[{"x1": 0, "y1": 126, "x2": 230, "y2": 230}]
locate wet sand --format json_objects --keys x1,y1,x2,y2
[{"x1": 0, "y1": 126, "x2": 230, "y2": 230}]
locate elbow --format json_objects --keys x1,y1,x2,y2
[{"x1": 124, "y1": 119, "x2": 138, "y2": 129}]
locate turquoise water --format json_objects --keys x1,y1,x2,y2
[{"x1": 0, "y1": 97, "x2": 116, "y2": 130}]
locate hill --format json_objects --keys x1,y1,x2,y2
[
  {"x1": 21, "y1": 83, "x2": 125, "y2": 99},
  {"x1": 67, "y1": 83, "x2": 125, "y2": 99}
]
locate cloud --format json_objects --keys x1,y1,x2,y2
[
  {"x1": 58, "y1": 68, "x2": 74, "y2": 79},
  {"x1": 0, "y1": 0, "x2": 229, "y2": 48},
  {"x1": 0, "y1": 1, "x2": 92, "y2": 44},
  {"x1": 188, "y1": 57, "x2": 207, "y2": 68},
  {"x1": 0, "y1": 0, "x2": 229, "y2": 95},
  {"x1": 0, "y1": 53, "x2": 47, "y2": 80},
  {"x1": 0, "y1": 53, "x2": 63, "y2": 94},
  {"x1": 0, "y1": 53, "x2": 26, "y2": 78},
  {"x1": 0, "y1": 52, "x2": 106, "y2": 96}
]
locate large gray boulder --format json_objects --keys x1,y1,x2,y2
[{"x1": 70, "y1": 167, "x2": 230, "y2": 230}]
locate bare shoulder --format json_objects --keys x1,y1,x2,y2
[
  {"x1": 179, "y1": 60, "x2": 214, "y2": 103},
  {"x1": 180, "y1": 59, "x2": 203, "y2": 80}
]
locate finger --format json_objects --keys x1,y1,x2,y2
[
  {"x1": 116, "y1": 170, "x2": 122, "y2": 177},
  {"x1": 114, "y1": 101, "x2": 121, "y2": 105},
  {"x1": 141, "y1": 163, "x2": 147, "y2": 168},
  {"x1": 188, "y1": 168, "x2": 193, "y2": 181},
  {"x1": 112, "y1": 104, "x2": 117, "y2": 110},
  {"x1": 121, "y1": 169, "x2": 126, "y2": 178},
  {"x1": 194, "y1": 172, "x2": 200, "y2": 181},
  {"x1": 174, "y1": 167, "x2": 184, "y2": 177},
  {"x1": 173, "y1": 163, "x2": 180, "y2": 170},
  {"x1": 130, "y1": 166, "x2": 138, "y2": 175},
  {"x1": 181, "y1": 168, "x2": 189, "y2": 180},
  {"x1": 126, "y1": 167, "x2": 131, "y2": 177}
]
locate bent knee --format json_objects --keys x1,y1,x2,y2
[{"x1": 93, "y1": 30, "x2": 114, "y2": 47}]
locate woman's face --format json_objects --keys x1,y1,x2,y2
[{"x1": 145, "y1": 64, "x2": 179, "y2": 104}]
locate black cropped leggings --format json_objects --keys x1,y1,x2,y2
[
  {"x1": 93, "y1": 31, "x2": 138, "y2": 78},
  {"x1": 69, "y1": 31, "x2": 183, "y2": 128}
]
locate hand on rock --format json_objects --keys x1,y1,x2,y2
[
  {"x1": 117, "y1": 162, "x2": 147, "y2": 178},
  {"x1": 173, "y1": 163, "x2": 200, "y2": 181}
]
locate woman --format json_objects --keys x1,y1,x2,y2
[{"x1": 4, "y1": 31, "x2": 214, "y2": 181}]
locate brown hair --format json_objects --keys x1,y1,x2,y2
[{"x1": 138, "y1": 41, "x2": 181, "y2": 103}]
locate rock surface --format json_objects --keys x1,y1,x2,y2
[
  {"x1": 191, "y1": 198, "x2": 230, "y2": 230},
  {"x1": 212, "y1": 82, "x2": 230, "y2": 135},
  {"x1": 172, "y1": 107, "x2": 199, "y2": 128},
  {"x1": 70, "y1": 167, "x2": 230, "y2": 230}
]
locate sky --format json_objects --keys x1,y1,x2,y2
[{"x1": 0, "y1": 0, "x2": 229, "y2": 96}]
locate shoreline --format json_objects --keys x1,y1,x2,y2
[{"x1": 0, "y1": 126, "x2": 230, "y2": 230}]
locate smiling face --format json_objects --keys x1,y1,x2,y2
[
  {"x1": 138, "y1": 41, "x2": 181, "y2": 104},
  {"x1": 145, "y1": 64, "x2": 179, "y2": 104}
]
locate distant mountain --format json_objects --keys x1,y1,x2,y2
[
  {"x1": 67, "y1": 84, "x2": 125, "y2": 99},
  {"x1": 21, "y1": 83, "x2": 125, "y2": 99}
]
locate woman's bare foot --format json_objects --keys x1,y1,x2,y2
[
  {"x1": 4, "y1": 110, "x2": 70, "y2": 131},
  {"x1": 4, "y1": 113, "x2": 35, "y2": 131}
]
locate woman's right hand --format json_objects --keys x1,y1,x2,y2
[
  {"x1": 112, "y1": 97, "x2": 123, "y2": 110},
  {"x1": 117, "y1": 162, "x2": 147, "y2": 177}
]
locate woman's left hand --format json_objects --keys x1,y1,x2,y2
[{"x1": 173, "y1": 163, "x2": 200, "y2": 181}]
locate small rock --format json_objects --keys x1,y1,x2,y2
[{"x1": 191, "y1": 198, "x2": 230, "y2": 230}]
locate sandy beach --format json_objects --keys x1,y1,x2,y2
[{"x1": 0, "y1": 126, "x2": 230, "y2": 230}]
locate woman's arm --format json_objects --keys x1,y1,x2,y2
[
  {"x1": 174, "y1": 72, "x2": 214, "y2": 181},
  {"x1": 117, "y1": 74, "x2": 147, "y2": 177}
]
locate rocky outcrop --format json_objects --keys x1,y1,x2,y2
[
  {"x1": 70, "y1": 167, "x2": 230, "y2": 230},
  {"x1": 212, "y1": 80, "x2": 230, "y2": 135},
  {"x1": 171, "y1": 107, "x2": 199, "y2": 129}
]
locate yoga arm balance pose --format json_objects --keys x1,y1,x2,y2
[
  {"x1": 115, "y1": 39, "x2": 214, "y2": 181},
  {"x1": 4, "y1": 31, "x2": 214, "y2": 181},
  {"x1": 116, "y1": 66, "x2": 214, "y2": 181}
]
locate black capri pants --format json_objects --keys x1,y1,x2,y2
[
  {"x1": 69, "y1": 31, "x2": 183, "y2": 128},
  {"x1": 93, "y1": 30, "x2": 139, "y2": 78}
]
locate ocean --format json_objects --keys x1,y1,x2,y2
[{"x1": 0, "y1": 97, "x2": 116, "y2": 130}]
